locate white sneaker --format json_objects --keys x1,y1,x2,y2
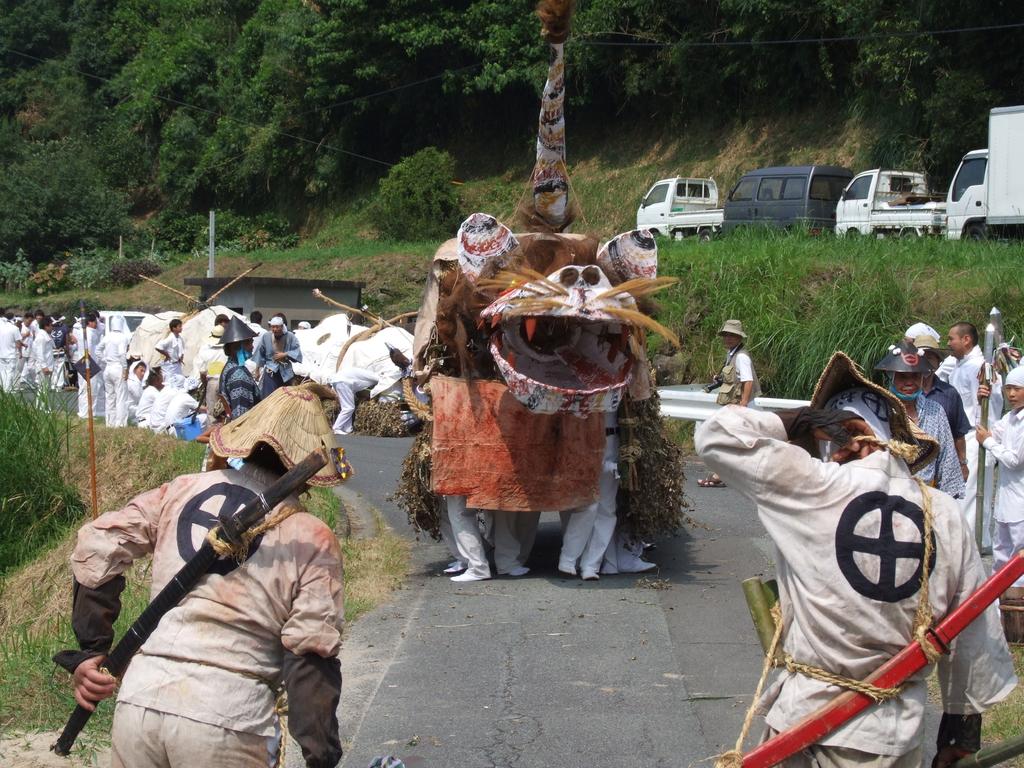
[
  {"x1": 501, "y1": 566, "x2": 530, "y2": 577},
  {"x1": 581, "y1": 569, "x2": 600, "y2": 581},
  {"x1": 618, "y1": 558, "x2": 657, "y2": 574},
  {"x1": 443, "y1": 560, "x2": 467, "y2": 575},
  {"x1": 451, "y1": 571, "x2": 491, "y2": 582},
  {"x1": 557, "y1": 559, "x2": 577, "y2": 577}
]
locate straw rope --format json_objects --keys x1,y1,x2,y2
[
  {"x1": 402, "y1": 377, "x2": 432, "y2": 421},
  {"x1": 715, "y1": 460, "x2": 939, "y2": 768},
  {"x1": 206, "y1": 503, "x2": 304, "y2": 561}
]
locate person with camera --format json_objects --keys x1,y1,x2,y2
[{"x1": 700, "y1": 319, "x2": 760, "y2": 488}]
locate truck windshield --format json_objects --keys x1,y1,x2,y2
[
  {"x1": 809, "y1": 175, "x2": 850, "y2": 201},
  {"x1": 951, "y1": 157, "x2": 987, "y2": 202},
  {"x1": 643, "y1": 183, "x2": 670, "y2": 207}
]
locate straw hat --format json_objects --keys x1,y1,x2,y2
[
  {"x1": 807, "y1": 351, "x2": 938, "y2": 473},
  {"x1": 209, "y1": 325, "x2": 224, "y2": 345},
  {"x1": 718, "y1": 319, "x2": 747, "y2": 338},
  {"x1": 209, "y1": 382, "x2": 353, "y2": 487}
]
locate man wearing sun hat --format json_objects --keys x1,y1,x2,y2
[
  {"x1": 696, "y1": 351, "x2": 1016, "y2": 768},
  {"x1": 61, "y1": 382, "x2": 350, "y2": 767}
]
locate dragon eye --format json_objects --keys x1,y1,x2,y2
[
  {"x1": 559, "y1": 267, "x2": 580, "y2": 286},
  {"x1": 581, "y1": 266, "x2": 601, "y2": 285}
]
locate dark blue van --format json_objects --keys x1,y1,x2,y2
[{"x1": 722, "y1": 165, "x2": 853, "y2": 234}]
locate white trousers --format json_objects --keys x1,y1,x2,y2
[
  {"x1": 492, "y1": 511, "x2": 540, "y2": 574},
  {"x1": 993, "y1": 519, "x2": 1024, "y2": 588},
  {"x1": 331, "y1": 381, "x2": 358, "y2": 434},
  {"x1": 50, "y1": 354, "x2": 67, "y2": 389},
  {"x1": 103, "y1": 364, "x2": 128, "y2": 427},
  {"x1": 0, "y1": 357, "x2": 18, "y2": 391},
  {"x1": 961, "y1": 432, "x2": 996, "y2": 550},
  {"x1": 77, "y1": 370, "x2": 105, "y2": 419},
  {"x1": 18, "y1": 360, "x2": 38, "y2": 389},
  {"x1": 111, "y1": 702, "x2": 278, "y2": 768},
  {"x1": 438, "y1": 504, "x2": 465, "y2": 565},
  {"x1": 446, "y1": 495, "x2": 491, "y2": 578},
  {"x1": 560, "y1": 434, "x2": 620, "y2": 576}
]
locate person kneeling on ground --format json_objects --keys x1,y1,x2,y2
[{"x1": 695, "y1": 351, "x2": 1016, "y2": 768}]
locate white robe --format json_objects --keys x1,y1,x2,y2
[{"x1": 696, "y1": 406, "x2": 1016, "y2": 756}]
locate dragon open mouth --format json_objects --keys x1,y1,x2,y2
[{"x1": 480, "y1": 263, "x2": 671, "y2": 416}]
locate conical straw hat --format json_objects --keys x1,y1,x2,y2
[{"x1": 209, "y1": 382, "x2": 352, "y2": 487}]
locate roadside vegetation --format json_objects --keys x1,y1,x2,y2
[{"x1": 0, "y1": 399, "x2": 408, "y2": 741}]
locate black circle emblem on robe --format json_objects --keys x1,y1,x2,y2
[
  {"x1": 177, "y1": 483, "x2": 264, "y2": 576},
  {"x1": 835, "y1": 491, "x2": 937, "y2": 603}
]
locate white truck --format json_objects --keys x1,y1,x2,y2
[
  {"x1": 636, "y1": 177, "x2": 722, "y2": 241},
  {"x1": 835, "y1": 169, "x2": 946, "y2": 237},
  {"x1": 946, "y1": 105, "x2": 1024, "y2": 240}
]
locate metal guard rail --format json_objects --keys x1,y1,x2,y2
[{"x1": 659, "y1": 387, "x2": 809, "y2": 423}]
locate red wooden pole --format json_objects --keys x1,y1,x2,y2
[{"x1": 742, "y1": 551, "x2": 1024, "y2": 768}]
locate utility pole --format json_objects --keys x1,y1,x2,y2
[{"x1": 207, "y1": 210, "x2": 216, "y2": 278}]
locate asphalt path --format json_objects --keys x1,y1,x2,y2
[{"x1": 301, "y1": 437, "x2": 777, "y2": 768}]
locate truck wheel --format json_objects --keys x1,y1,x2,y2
[
  {"x1": 698, "y1": 229, "x2": 712, "y2": 243},
  {"x1": 965, "y1": 223, "x2": 987, "y2": 241},
  {"x1": 843, "y1": 228, "x2": 859, "y2": 239},
  {"x1": 899, "y1": 228, "x2": 920, "y2": 239}
]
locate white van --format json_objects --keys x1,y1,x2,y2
[{"x1": 636, "y1": 177, "x2": 722, "y2": 241}]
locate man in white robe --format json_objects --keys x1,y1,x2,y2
[
  {"x1": 0, "y1": 311, "x2": 19, "y2": 391},
  {"x1": 97, "y1": 314, "x2": 131, "y2": 427},
  {"x1": 696, "y1": 352, "x2": 1016, "y2": 768},
  {"x1": 75, "y1": 313, "x2": 106, "y2": 420},
  {"x1": 946, "y1": 322, "x2": 1002, "y2": 551}
]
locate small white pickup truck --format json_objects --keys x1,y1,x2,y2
[
  {"x1": 636, "y1": 177, "x2": 722, "y2": 241},
  {"x1": 835, "y1": 169, "x2": 946, "y2": 237}
]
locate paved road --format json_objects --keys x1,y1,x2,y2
[{"x1": 301, "y1": 438, "x2": 776, "y2": 768}]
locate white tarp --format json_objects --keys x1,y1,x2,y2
[
  {"x1": 339, "y1": 325, "x2": 415, "y2": 397},
  {"x1": 293, "y1": 313, "x2": 368, "y2": 383},
  {"x1": 128, "y1": 306, "x2": 251, "y2": 372}
]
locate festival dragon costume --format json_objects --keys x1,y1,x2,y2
[{"x1": 398, "y1": 0, "x2": 687, "y2": 537}]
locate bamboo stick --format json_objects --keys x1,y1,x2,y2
[
  {"x1": 312, "y1": 288, "x2": 387, "y2": 326},
  {"x1": 953, "y1": 733, "x2": 1024, "y2": 768},
  {"x1": 138, "y1": 273, "x2": 199, "y2": 305},
  {"x1": 205, "y1": 263, "x2": 261, "y2": 305},
  {"x1": 78, "y1": 301, "x2": 99, "y2": 520},
  {"x1": 742, "y1": 577, "x2": 778, "y2": 656}
]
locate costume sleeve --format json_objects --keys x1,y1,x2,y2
[
  {"x1": 695, "y1": 405, "x2": 838, "y2": 503},
  {"x1": 154, "y1": 335, "x2": 170, "y2": 355},
  {"x1": 287, "y1": 333, "x2": 303, "y2": 363},
  {"x1": 280, "y1": 519, "x2": 345, "y2": 658},
  {"x1": 281, "y1": 651, "x2": 343, "y2": 768},
  {"x1": 53, "y1": 575, "x2": 126, "y2": 673},
  {"x1": 71, "y1": 483, "x2": 168, "y2": 589},
  {"x1": 936, "y1": 519, "x2": 1018, "y2": 713},
  {"x1": 983, "y1": 414, "x2": 1024, "y2": 470},
  {"x1": 930, "y1": 406, "x2": 966, "y2": 499},
  {"x1": 252, "y1": 336, "x2": 267, "y2": 366}
]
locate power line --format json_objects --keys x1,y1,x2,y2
[
  {"x1": 573, "y1": 20, "x2": 1024, "y2": 48},
  {"x1": 0, "y1": 44, "x2": 402, "y2": 168},
  {"x1": 291, "y1": 62, "x2": 482, "y2": 119}
]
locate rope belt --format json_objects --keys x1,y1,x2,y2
[
  {"x1": 205, "y1": 503, "x2": 303, "y2": 561},
  {"x1": 715, "y1": 448, "x2": 938, "y2": 768}
]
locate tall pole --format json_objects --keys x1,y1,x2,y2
[
  {"x1": 975, "y1": 315, "x2": 996, "y2": 550},
  {"x1": 79, "y1": 301, "x2": 99, "y2": 520},
  {"x1": 207, "y1": 210, "x2": 215, "y2": 279}
]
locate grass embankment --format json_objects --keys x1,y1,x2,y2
[{"x1": 0, "y1": 397, "x2": 408, "y2": 740}]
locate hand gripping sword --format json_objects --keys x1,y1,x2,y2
[
  {"x1": 739, "y1": 550, "x2": 1024, "y2": 768},
  {"x1": 51, "y1": 448, "x2": 329, "y2": 757}
]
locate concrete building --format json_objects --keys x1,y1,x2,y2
[{"x1": 184, "y1": 276, "x2": 362, "y2": 328}]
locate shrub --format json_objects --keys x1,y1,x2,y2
[
  {"x1": 0, "y1": 250, "x2": 32, "y2": 293},
  {"x1": 109, "y1": 259, "x2": 162, "y2": 286},
  {"x1": 28, "y1": 263, "x2": 70, "y2": 295},
  {"x1": 373, "y1": 147, "x2": 461, "y2": 241},
  {"x1": 67, "y1": 249, "x2": 114, "y2": 289}
]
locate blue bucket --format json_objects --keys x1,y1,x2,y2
[{"x1": 174, "y1": 415, "x2": 204, "y2": 441}]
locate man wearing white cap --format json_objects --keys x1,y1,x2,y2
[
  {"x1": 905, "y1": 322, "x2": 955, "y2": 380},
  {"x1": 977, "y1": 365, "x2": 1024, "y2": 587},
  {"x1": 253, "y1": 316, "x2": 302, "y2": 397}
]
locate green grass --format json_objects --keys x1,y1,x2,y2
[
  {"x1": 0, "y1": 391, "x2": 84, "y2": 575},
  {"x1": 654, "y1": 231, "x2": 1024, "y2": 399}
]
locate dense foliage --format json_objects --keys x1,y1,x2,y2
[
  {"x1": 0, "y1": 0, "x2": 1022, "y2": 260},
  {"x1": 374, "y1": 147, "x2": 462, "y2": 241}
]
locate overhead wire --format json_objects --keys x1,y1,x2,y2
[{"x1": 573, "y1": 20, "x2": 1024, "y2": 48}]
